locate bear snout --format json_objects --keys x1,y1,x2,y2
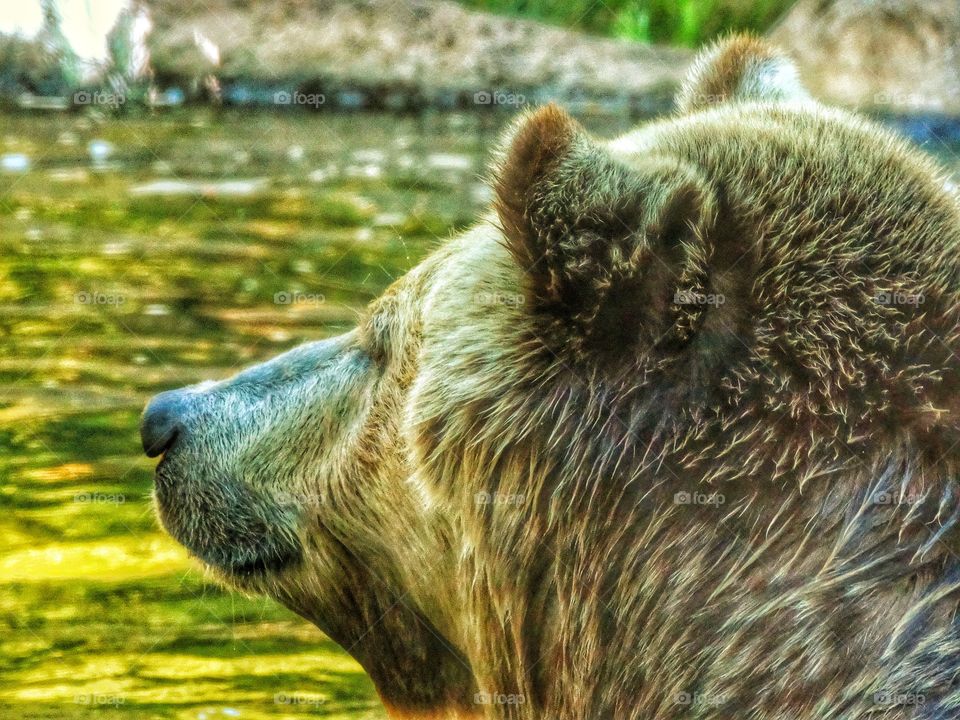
[{"x1": 140, "y1": 388, "x2": 192, "y2": 458}]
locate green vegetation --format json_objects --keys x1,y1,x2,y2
[{"x1": 457, "y1": 0, "x2": 797, "y2": 46}]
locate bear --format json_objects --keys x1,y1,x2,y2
[{"x1": 141, "y1": 35, "x2": 960, "y2": 719}]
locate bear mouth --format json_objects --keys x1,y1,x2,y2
[
  {"x1": 221, "y1": 547, "x2": 299, "y2": 577},
  {"x1": 152, "y1": 458, "x2": 302, "y2": 579}
]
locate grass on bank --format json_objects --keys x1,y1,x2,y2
[{"x1": 457, "y1": 0, "x2": 798, "y2": 46}]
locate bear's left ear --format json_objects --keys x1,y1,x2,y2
[
  {"x1": 492, "y1": 104, "x2": 717, "y2": 360},
  {"x1": 677, "y1": 34, "x2": 809, "y2": 113}
]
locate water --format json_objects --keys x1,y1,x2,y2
[
  {"x1": 2, "y1": 108, "x2": 958, "y2": 718},
  {"x1": 0, "y1": 108, "x2": 632, "y2": 719}
]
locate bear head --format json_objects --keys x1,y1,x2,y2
[{"x1": 143, "y1": 36, "x2": 960, "y2": 719}]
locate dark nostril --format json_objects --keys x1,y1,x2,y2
[{"x1": 140, "y1": 390, "x2": 190, "y2": 458}]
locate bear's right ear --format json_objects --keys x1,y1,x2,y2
[{"x1": 492, "y1": 104, "x2": 717, "y2": 360}]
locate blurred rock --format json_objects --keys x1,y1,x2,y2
[
  {"x1": 772, "y1": 0, "x2": 960, "y2": 115},
  {"x1": 286, "y1": 145, "x2": 305, "y2": 163},
  {"x1": 88, "y1": 139, "x2": 115, "y2": 164},
  {"x1": 344, "y1": 164, "x2": 383, "y2": 180},
  {"x1": 426, "y1": 153, "x2": 472, "y2": 172},
  {"x1": 0, "y1": 153, "x2": 30, "y2": 173},
  {"x1": 129, "y1": 178, "x2": 269, "y2": 198},
  {"x1": 143, "y1": 303, "x2": 170, "y2": 316},
  {"x1": 16, "y1": 95, "x2": 70, "y2": 110},
  {"x1": 48, "y1": 168, "x2": 90, "y2": 182},
  {"x1": 307, "y1": 164, "x2": 339, "y2": 184},
  {"x1": 372, "y1": 212, "x2": 407, "y2": 228},
  {"x1": 351, "y1": 149, "x2": 388, "y2": 164}
]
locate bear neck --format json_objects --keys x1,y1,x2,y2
[{"x1": 275, "y1": 502, "x2": 480, "y2": 718}]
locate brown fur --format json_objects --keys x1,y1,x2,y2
[
  {"x1": 492, "y1": 104, "x2": 719, "y2": 361},
  {"x1": 678, "y1": 33, "x2": 808, "y2": 112},
  {"x1": 493, "y1": 102, "x2": 580, "y2": 273},
  {"x1": 146, "y1": 35, "x2": 960, "y2": 719}
]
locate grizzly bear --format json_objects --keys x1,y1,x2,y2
[{"x1": 141, "y1": 36, "x2": 960, "y2": 719}]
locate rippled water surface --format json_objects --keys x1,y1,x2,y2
[{"x1": 2, "y1": 108, "x2": 958, "y2": 718}]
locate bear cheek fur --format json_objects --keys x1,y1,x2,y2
[{"x1": 270, "y1": 266, "x2": 484, "y2": 717}]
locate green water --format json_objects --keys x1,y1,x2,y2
[
  {"x1": 0, "y1": 108, "x2": 628, "y2": 719},
  {"x1": 2, "y1": 108, "x2": 959, "y2": 719}
]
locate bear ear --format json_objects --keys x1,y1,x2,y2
[
  {"x1": 677, "y1": 34, "x2": 809, "y2": 113},
  {"x1": 492, "y1": 104, "x2": 717, "y2": 360}
]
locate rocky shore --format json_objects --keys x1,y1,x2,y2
[
  {"x1": 1, "y1": 0, "x2": 692, "y2": 114},
  {"x1": 2, "y1": 0, "x2": 959, "y2": 118},
  {"x1": 772, "y1": 0, "x2": 960, "y2": 115}
]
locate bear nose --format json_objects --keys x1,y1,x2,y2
[{"x1": 140, "y1": 389, "x2": 190, "y2": 458}]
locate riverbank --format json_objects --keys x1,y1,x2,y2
[{"x1": 2, "y1": 0, "x2": 692, "y2": 114}]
